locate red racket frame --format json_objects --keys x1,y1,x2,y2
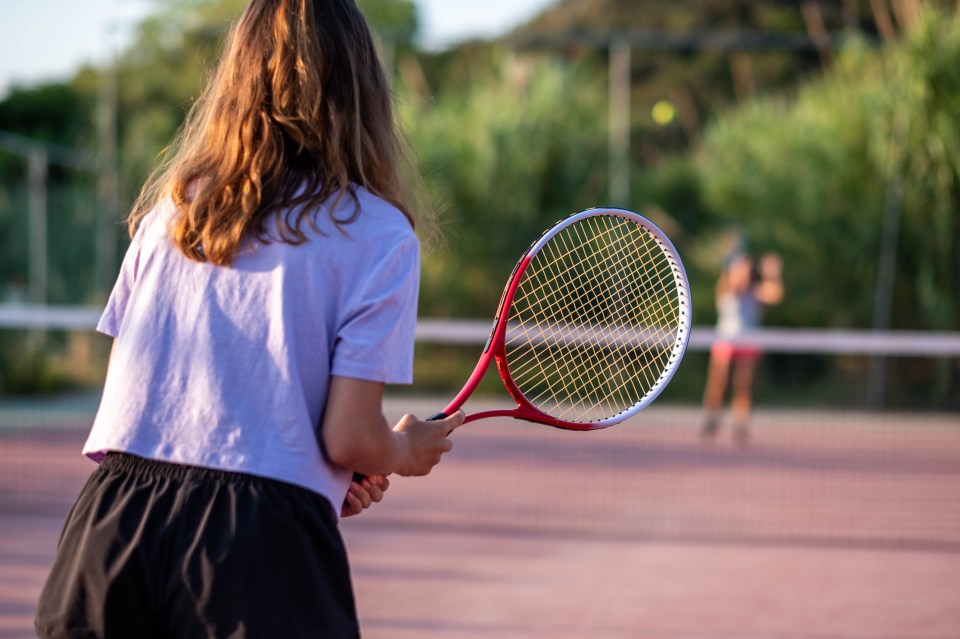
[{"x1": 431, "y1": 207, "x2": 691, "y2": 430}]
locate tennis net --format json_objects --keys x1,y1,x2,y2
[{"x1": 1, "y1": 307, "x2": 958, "y2": 550}]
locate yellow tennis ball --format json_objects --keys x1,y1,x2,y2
[{"x1": 652, "y1": 100, "x2": 676, "y2": 126}]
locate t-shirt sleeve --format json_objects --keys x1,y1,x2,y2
[
  {"x1": 331, "y1": 234, "x2": 420, "y2": 384},
  {"x1": 96, "y1": 220, "x2": 148, "y2": 338}
]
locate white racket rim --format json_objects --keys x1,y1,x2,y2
[{"x1": 504, "y1": 207, "x2": 693, "y2": 428}]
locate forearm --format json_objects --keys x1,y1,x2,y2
[
  {"x1": 321, "y1": 375, "x2": 463, "y2": 478},
  {"x1": 320, "y1": 376, "x2": 411, "y2": 475},
  {"x1": 326, "y1": 413, "x2": 410, "y2": 476}
]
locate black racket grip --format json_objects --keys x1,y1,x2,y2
[{"x1": 351, "y1": 411, "x2": 450, "y2": 482}]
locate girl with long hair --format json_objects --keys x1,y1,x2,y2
[
  {"x1": 701, "y1": 251, "x2": 784, "y2": 446},
  {"x1": 35, "y1": 2, "x2": 463, "y2": 637}
]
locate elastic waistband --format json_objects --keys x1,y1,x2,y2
[{"x1": 101, "y1": 452, "x2": 251, "y2": 484}]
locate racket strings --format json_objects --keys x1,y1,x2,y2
[
  {"x1": 505, "y1": 214, "x2": 683, "y2": 423},
  {"x1": 515, "y1": 220, "x2": 676, "y2": 362},
  {"x1": 511, "y1": 248, "x2": 676, "y2": 419},
  {"x1": 515, "y1": 218, "x2": 677, "y2": 340},
  {"x1": 512, "y1": 229, "x2": 667, "y2": 412},
  {"x1": 544, "y1": 223, "x2": 677, "y2": 417}
]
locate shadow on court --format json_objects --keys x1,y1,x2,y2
[{"x1": 1, "y1": 397, "x2": 958, "y2": 639}]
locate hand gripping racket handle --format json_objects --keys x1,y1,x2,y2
[{"x1": 351, "y1": 411, "x2": 450, "y2": 482}]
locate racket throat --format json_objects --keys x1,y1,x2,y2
[{"x1": 442, "y1": 349, "x2": 494, "y2": 416}]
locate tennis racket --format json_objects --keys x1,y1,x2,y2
[{"x1": 427, "y1": 207, "x2": 691, "y2": 430}]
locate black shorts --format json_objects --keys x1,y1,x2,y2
[{"x1": 35, "y1": 453, "x2": 359, "y2": 639}]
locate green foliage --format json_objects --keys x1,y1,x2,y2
[
  {"x1": 357, "y1": 0, "x2": 419, "y2": 46},
  {"x1": 687, "y1": 7, "x2": 960, "y2": 404},
  {"x1": 696, "y1": 89, "x2": 883, "y2": 327},
  {"x1": 0, "y1": 335, "x2": 70, "y2": 395},
  {"x1": 0, "y1": 82, "x2": 95, "y2": 178},
  {"x1": 696, "y1": 10, "x2": 960, "y2": 332},
  {"x1": 0, "y1": 181, "x2": 100, "y2": 305},
  {"x1": 402, "y1": 50, "x2": 608, "y2": 316},
  {"x1": 520, "y1": 0, "x2": 844, "y2": 157},
  {"x1": 0, "y1": 83, "x2": 91, "y2": 144},
  {"x1": 863, "y1": 13, "x2": 960, "y2": 332}
]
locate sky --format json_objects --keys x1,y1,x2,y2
[{"x1": 0, "y1": 0, "x2": 557, "y2": 97}]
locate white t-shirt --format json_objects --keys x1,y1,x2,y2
[
  {"x1": 83, "y1": 187, "x2": 420, "y2": 517},
  {"x1": 715, "y1": 289, "x2": 762, "y2": 338}
]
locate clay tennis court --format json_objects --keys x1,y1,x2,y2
[{"x1": 2, "y1": 397, "x2": 958, "y2": 638}]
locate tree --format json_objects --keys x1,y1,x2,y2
[
  {"x1": 403, "y1": 50, "x2": 608, "y2": 317},
  {"x1": 692, "y1": 7, "x2": 960, "y2": 405},
  {"x1": 696, "y1": 8, "x2": 960, "y2": 333}
]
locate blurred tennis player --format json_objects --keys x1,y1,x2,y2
[
  {"x1": 35, "y1": 1, "x2": 463, "y2": 637},
  {"x1": 701, "y1": 250, "x2": 784, "y2": 446}
]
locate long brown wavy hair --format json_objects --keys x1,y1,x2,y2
[{"x1": 129, "y1": 0, "x2": 428, "y2": 265}]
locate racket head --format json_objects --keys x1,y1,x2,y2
[{"x1": 477, "y1": 208, "x2": 692, "y2": 430}]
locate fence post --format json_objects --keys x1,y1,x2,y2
[{"x1": 27, "y1": 148, "x2": 48, "y2": 305}]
